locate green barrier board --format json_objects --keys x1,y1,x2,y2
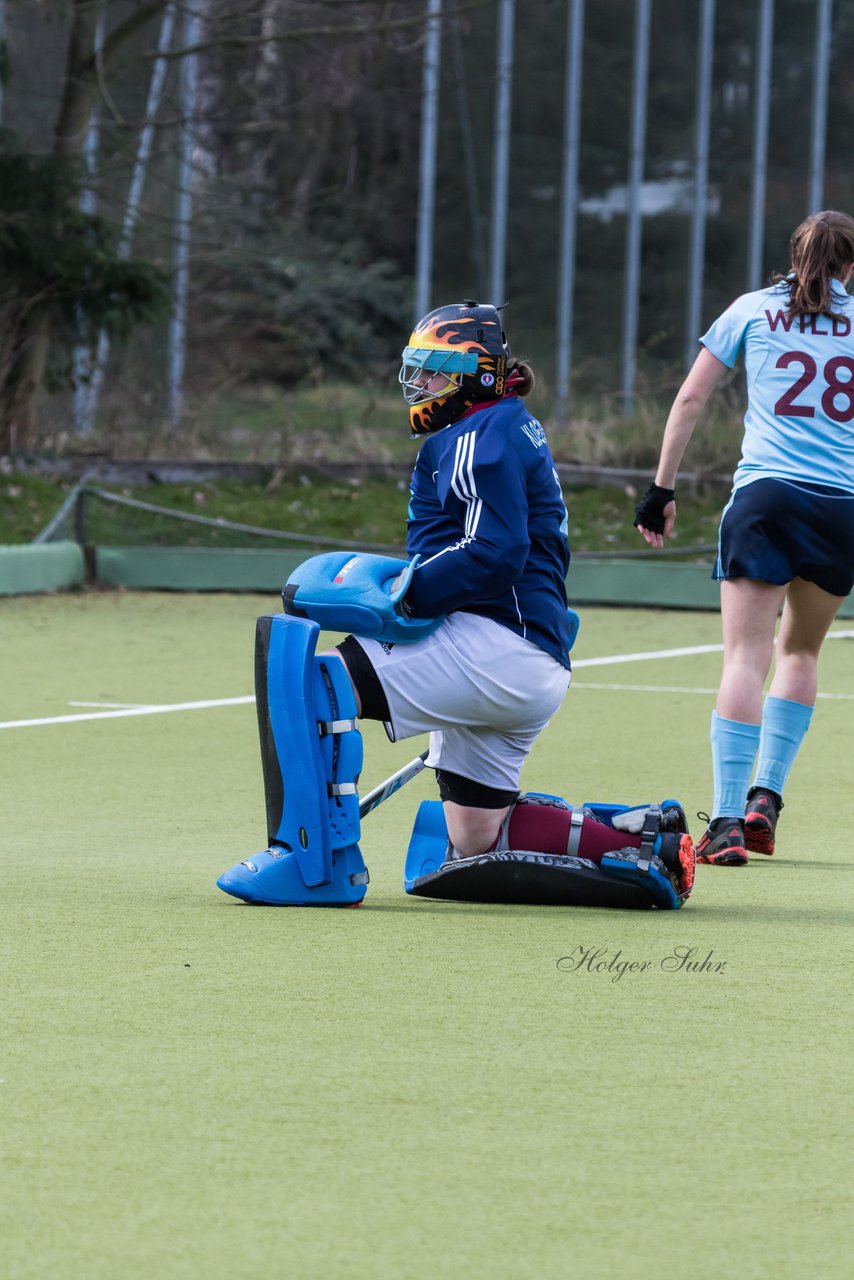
[
  {"x1": 94, "y1": 548, "x2": 725, "y2": 610},
  {"x1": 5, "y1": 544, "x2": 854, "y2": 616},
  {"x1": 568, "y1": 560, "x2": 721, "y2": 610},
  {"x1": 0, "y1": 541, "x2": 85, "y2": 596},
  {"x1": 95, "y1": 546, "x2": 305, "y2": 592}
]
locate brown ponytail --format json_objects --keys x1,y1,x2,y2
[
  {"x1": 506, "y1": 358, "x2": 535, "y2": 396},
  {"x1": 773, "y1": 210, "x2": 854, "y2": 318}
]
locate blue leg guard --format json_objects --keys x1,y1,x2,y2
[
  {"x1": 216, "y1": 615, "x2": 368, "y2": 906},
  {"x1": 404, "y1": 795, "x2": 693, "y2": 909},
  {"x1": 404, "y1": 800, "x2": 656, "y2": 908}
]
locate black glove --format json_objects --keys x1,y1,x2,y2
[
  {"x1": 395, "y1": 591, "x2": 415, "y2": 619},
  {"x1": 633, "y1": 483, "x2": 676, "y2": 534}
]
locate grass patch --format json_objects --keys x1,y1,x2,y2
[
  {"x1": 79, "y1": 476, "x2": 413, "y2": 550},
  {"x1": 3, "y1": 470, "x2": 727, "y2": 556},
  {"x1": 76, "y1": 382, "x2": 411, "y2": 465},
  {"x1": 42, "y1": 376, "x2": 748, "y2": 471},
  {"x1": 8, "y1": 377, "x2": 745, "y2": 553}
]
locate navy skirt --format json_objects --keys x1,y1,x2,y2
[{"x1": 715, "y1": 477, "x2": 854, "y2": 597}]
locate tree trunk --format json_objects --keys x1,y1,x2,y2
[
  {"x1": 248, "y1": 0, "x2": 284, "y2": 194},
  {"x1": 0, "y1": 309, "x2": 51, "y2": 455},
  {"x1": 3, "y1": 1, "x2": 102, "y2": 451},
  {"x1": 4, "y1": 0, "x2": 169, "y2": 452},
  {"x1": 54, "y1": 0, "x2": 103, "y2": 156}
]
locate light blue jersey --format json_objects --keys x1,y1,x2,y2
[{"x1": 701, "y1": 278, "x2": 854, "y2": 493}]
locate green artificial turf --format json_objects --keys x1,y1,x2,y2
[{"x1": 1, "y1": 593, "x2": 851, "y2": 1279}]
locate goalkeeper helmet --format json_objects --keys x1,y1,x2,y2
[{"x1": 399, "y1": 301, "x2": 510, "y2": 437}]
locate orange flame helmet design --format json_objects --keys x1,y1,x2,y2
[{"x1": 399, "y1": 301, "x2": 511, "y2": 437}]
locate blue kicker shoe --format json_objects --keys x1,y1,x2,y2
[{"x1": 216, "y1": 842, "x2": 368, "y2": 907}]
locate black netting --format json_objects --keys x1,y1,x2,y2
[{"x1": 34, "y1": 486, "x2": 406, "y2": 554}]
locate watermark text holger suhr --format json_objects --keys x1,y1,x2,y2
[{"x1": 557, "y1": 945, "x2": 727, "y2": 983}]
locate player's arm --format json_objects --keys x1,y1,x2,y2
[
  {"x1": 635, "y1": 346, "x2": 728, "y2": 548},
  {"x1": 656, "y1": 346, "x2": 728, "y2": 487}
]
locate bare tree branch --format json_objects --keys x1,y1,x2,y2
[
  {"x1": 156, "y1": 0, "x2": 493, "y2": 60},
  {"x1": 97, "y1": 0, "x2": 173, "y2": 73}
]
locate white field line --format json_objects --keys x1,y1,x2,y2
[
  {"x1": 573, "y1": 681, "x2": 854, "y2": 701},
  {"x1": 1, "y1": 628, "x2": 852, "y2": 732},
  {"x1": 0, "y1": 695, "x2": 254, "y2": 730},
  {"x1": 68, "y1": 700, "x2": 153, "y2": 709},
  {"x1": 571, "y1": 642, "x2": 723, "y2": 669},
  {"x1": 571, "y1": 628, "x2": 854, "y2": 670},
  {"x1": 574, "y1": 682, "x2": 720, "y2": 694}
]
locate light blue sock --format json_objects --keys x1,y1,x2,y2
[
  {"x1": 710, "y1": 711, "x2": 760, "y2": 820},
  {"x1": 753, "y1": 696, "x2": 814, "y2": 798}
]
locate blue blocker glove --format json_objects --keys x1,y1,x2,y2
[{"x1": 282, "y1": 551, "x2": 443, "y2": 644}]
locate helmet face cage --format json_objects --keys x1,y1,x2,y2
[
  {"x1": 400, "y1": 303, "x2": 511, "y2": 436},
  {"x1": 398, "y1": 347, "x2": 475, "y2": 410}
]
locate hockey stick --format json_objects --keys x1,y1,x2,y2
[{"x1": 359, "y1": 750, "x2": 430, "y2": 819}]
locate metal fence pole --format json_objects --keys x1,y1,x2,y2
[
  {"x1": 555, "y1": 0, "x2": 585, "y2": 425},
  {"x1": 621, "y1": 0, "x2": 651, "y2": 417},
  {"x1": 167, "y1": 3, "x2": 204, "y2": 428},
  {"x1": 0, "y1": 0, "x2": 6, "y2": 124},
  {"x1": 685, "y1": 0, "x2": 715, "y2": 370},
  {"x1": 414, "y1": 0, "x2": 443, "y2": 322},
  {"x1": 489, "y1": 0, "x2": 515, "y2": 306},
  {"x1": 808, "y1": 0, "x2": 832, "y2": 213},
  {"x1": 747, "y1": 0, "x2": 774, "y2": 291},
  {"x1": 74, "y1": 487, "x2": 88, "y2": 546}
]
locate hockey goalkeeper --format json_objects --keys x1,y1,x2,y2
[{"x1": 216, "y1": 302, "x2": 695, "y2": 910}]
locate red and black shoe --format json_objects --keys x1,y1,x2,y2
[
  {"x1": 744, "y1": 786, "x2": 783, "y2": 856},
  {"x1": 657, "y1": 831, "x2": 696, "y2": 900},
  {"x1": 695, "y1": 816, "x2": 748, "y2": 866}
]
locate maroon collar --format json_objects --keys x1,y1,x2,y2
[{"x1": 459, "y1": 394, "x2": 519, "y2": 422}]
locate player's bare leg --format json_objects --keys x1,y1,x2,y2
[
  {"x1": 443, "y1": 800, "x2": 511, "y2": 858},
  {"x1": 769, "y1": 577, "x2": 843, "y2": 705},
  {"x1": 744, "y1": 577, "x2": 844, "y2": 854},
  {"x1": 716, "y1": 578, "x2": 787, "y2": 722},
  {"x1": 698, "y1": 580, "x2": 785, "y2": 864}
]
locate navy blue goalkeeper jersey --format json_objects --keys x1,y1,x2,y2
[{"x1": 404, "y1": 395, "x2": 572, "y2": 669}]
